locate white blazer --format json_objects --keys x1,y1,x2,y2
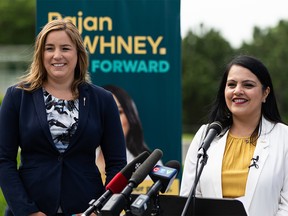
[{"x1": 180, "y1": 117, "x2": 288, "y2": 216}]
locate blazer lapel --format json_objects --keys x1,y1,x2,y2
[
  {"x1": 68, "y1": 84, "x2": 90, "y2": 147},
  {"x1": 204, "y1": 132, "x2": 228, "y2": 197},
  {"x1": 32, "y1": 88, "x2": 54, "y2": 144},
  {"x1": 212, "y1": 133, "x2": 228, "y2": 197},
  {"x1": 243, "y1": 118, "x2": 271, "y2": 210}
]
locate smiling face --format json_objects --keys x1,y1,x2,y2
[
  {"x1": 43, "y1": 30, "x2": 78, "y2": 85},
  {"x1": 225, "y1": 65, "x2": 270, "y2": 120}
]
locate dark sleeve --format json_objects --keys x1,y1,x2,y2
[{"x1": 0, "y1": 87, "x2": 39, "y2": 215}]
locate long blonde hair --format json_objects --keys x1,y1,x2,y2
[{"x1": 18, "y1": 19, "x2": 90, "y2": 98}]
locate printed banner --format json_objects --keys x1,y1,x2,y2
[{"x1": 36, "y1": 0, "x2": 181, "y2": 165}]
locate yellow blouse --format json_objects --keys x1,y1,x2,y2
[{"x1": 222, "y1": 133, "x2": 256, "y2": 198}]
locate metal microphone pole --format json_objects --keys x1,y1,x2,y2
[{"x1": 181, "y1": 153, "x2": 209, "y2": 216}]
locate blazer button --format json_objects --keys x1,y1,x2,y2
[{"x1": 58, "y1": 155, "x2": 63, "y2": 161}]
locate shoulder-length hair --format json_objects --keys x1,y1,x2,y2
[{"x1": 18, "y1": 19, "x2": 90, "y2": 98}]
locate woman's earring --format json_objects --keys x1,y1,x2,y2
[{"x1": 227, "y1": 111, "x2": 231, "y2": 118}]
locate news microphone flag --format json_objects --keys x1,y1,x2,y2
[
  {"x1": 81, "y1": 151, "x2": 150, "y2": 216},
  {"x1": 100, "y1": 149, "x2": 163, "y2": 216},
  {"x1": 130, "y1": 160, "x2": 180, "y2": 215}
]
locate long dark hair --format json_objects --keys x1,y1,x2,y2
[
  {"x1": 103, "y1": 85, "x2": 151, "y2": 157},
  {"x1": 209, "y1": 55, "x2": 283, "y2": 137}
]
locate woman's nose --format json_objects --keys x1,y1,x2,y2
[
  {"x1": 234, "y1": 85, "x2": 243, "y2": 95},
  {"x1": 53, "y1": 49, "x2": 63, "y2": 59}
]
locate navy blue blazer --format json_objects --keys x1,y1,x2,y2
[{"x1": 0, "y1": 83, "x2": 127, "y2": 215}]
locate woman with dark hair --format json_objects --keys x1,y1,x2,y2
[
  {"x1": 102, "y1": 85, "x2": 151, "y2": 161},
  {"x1": 180, "y1": 55, "x2": 288, "y2": 216},
  {"x1": 96, "y1": 85, "x2": 163, "y2": 181}
]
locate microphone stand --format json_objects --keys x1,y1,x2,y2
[
  {"x1": 123, "y1": 195, "x2": 134, "y2": 216},
  {"x1": 150, "y1": 193, "x2": 161, "y2": 216},
  {"x1": 181, "y1": 152, "x2": 209, "y2": 216}
]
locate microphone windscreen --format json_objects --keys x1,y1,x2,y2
[
  {"x1": 165, "y1": 160, "x2": 181, "y2": 174},
  {"x1": 209, "y1": 121, "x2": 223, "y2": 135},
  {"x1": 129, "y1": 149, "x2": 163, "y2": 186},
  {"x1": 120, "y1": 151, "x2": 150, "y2": 179},
  {"x1": 149, "y1": 160, "x2": 179, "y2": 193},
  {"x1": 106, "y1": 172, "x2": 128, "y2": 193},
  {"x1": 105, "y1": 151, "x2": 150, "y2": 193}
]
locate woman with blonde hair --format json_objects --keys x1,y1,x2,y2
[{"x1": 0, "y1": 19, "x2": 126, "y2": 216}]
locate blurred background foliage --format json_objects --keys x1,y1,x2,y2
[{"x1": 0, "y1": 0, "x2": 35, "y2": 44}]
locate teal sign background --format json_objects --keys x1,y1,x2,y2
[{"x1": 36, "y1": 0, "x2": 181, "y2": 165}]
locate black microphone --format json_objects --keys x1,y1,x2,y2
[
  {"x1": 249, "y1": 156, "x2": 259, "y2": 169},
  {"x1": 100, "y1": 149, "x2": 163, "y2": 216},
  {"x1": 197, "y1": 121, "x2": 223, "y2": 157},
  {"x1": 130, "y1": 160, "x2": 181, "y2": 216},
  {"x1": 81, "y1": 151, "x2": 150, "y2": 216},
  {"x1": 182, "y1": 122, "x2": 223, "y2": 216}
]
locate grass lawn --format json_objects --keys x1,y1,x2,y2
[
  {"x1": 0, "y1": 189, "x2": 6, "y2": 214},
  {"x1": 182, "y1": 133, "x2": 193, "y2": 142}
]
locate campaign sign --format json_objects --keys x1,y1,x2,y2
[{"x1": 36, "y1": 0, "x2": 181, "y2": 165}]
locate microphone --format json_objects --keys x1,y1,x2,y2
[
  {"x1": 182, "y1": 121, "x2": 223, "y2": 216},
  {"x1": 197, "y1": 121, "x2": 223, "y2": 157},
  {"x1": 249, "y1": 156, "x2": 259, "y2": 169},
  {"x1": 81, "y1": 151, "x2": 150, "y2": 216},
  {"x1": 130, "y1": 160, "x2": 181, "y2": 216},
  {"x1": 100, "y1": 149, "x2": 163, "y2": 216}
]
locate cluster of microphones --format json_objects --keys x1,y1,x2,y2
[
  {"x1": 82, "y1": 149, "x2": 181, "y2": 216},
  {"x1": 82, "y1": 121, "x2": 226, "y2": 216}
]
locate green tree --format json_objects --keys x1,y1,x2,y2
[
  {"x1": 182, "y1": 24, "x2": 234, "y2": 132},
  {"x1": 0, "y1": 0, "x2": 35, "y2": 44},
  {"x1": 238, "y1": 19, "x2": 288, "y2": 122}
]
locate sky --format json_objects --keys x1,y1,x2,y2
[{"x1": 180, "y1": 0, "x2": 288, "y2": 48}]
